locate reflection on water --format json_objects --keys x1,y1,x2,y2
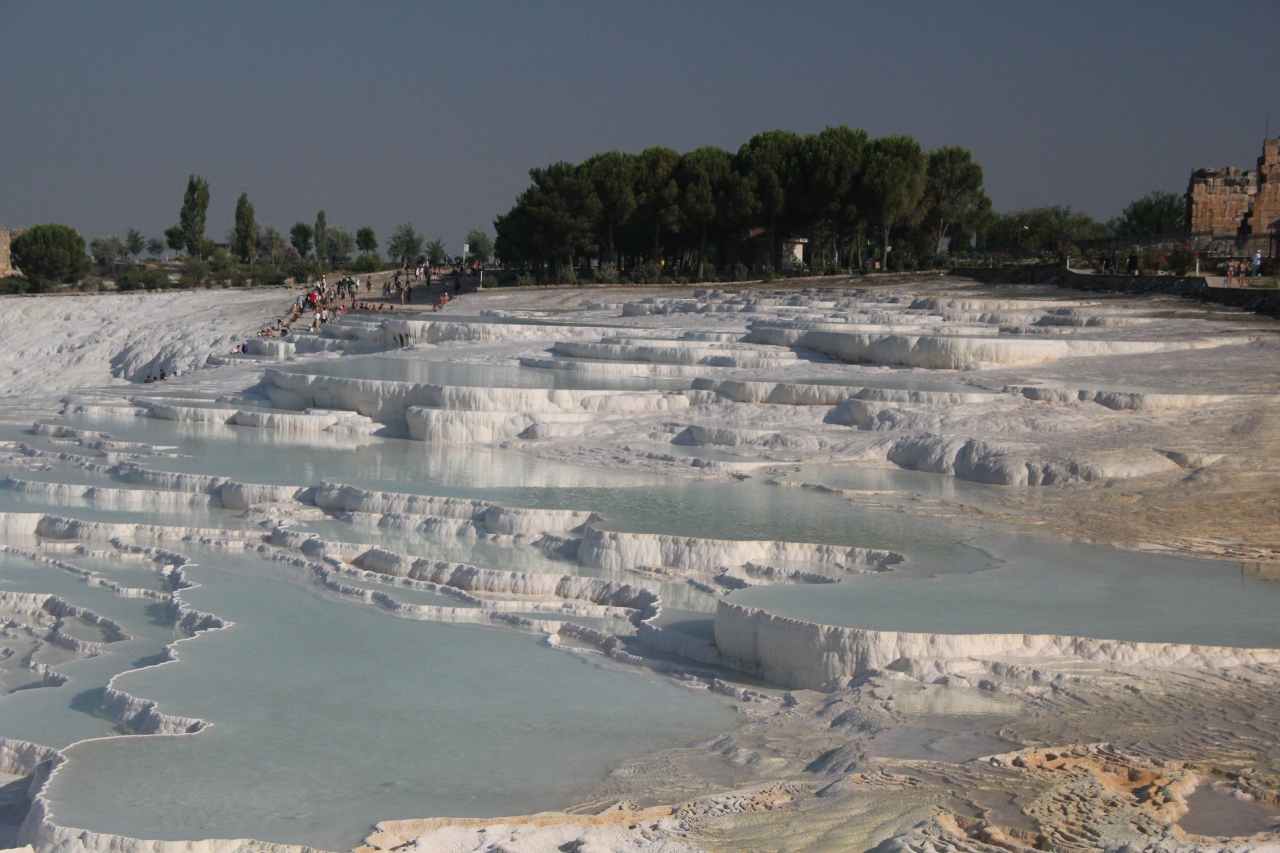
[
  {"x1": 1243, "y1": 561, "x2": 1280, "y2": 583},
  {"x1": 730, "y1": 540, "x2": 1280, "y2": 648},
  {"x1": 276, "y1": 356, "x2": 691, "y2": 391},
  {"x1": 1178, "y1": 785, "x2": 1280, "y2": 838},
  {"x1": 40, "y1": 549, "x2": 738, "y2": 849},
  {"x1": 3, "y1": 395, "x2": 1279, "y2": 847}
]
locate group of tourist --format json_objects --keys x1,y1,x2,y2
[
  {"x1": 382, "y1": 272, "x2": 413, "y2": 305},
  {"x1": 293, "y1": 279, "x2": 350, "y2": 332},
  {"x1": 141, "y1": 368, "x2": 170, "y2": 383},
  {"x1": 1223, "y1": 251, "x2": 1265, "y2": 287},
  {"x1": 250, "y1": 267, "x2": 463, "y2": 341}
]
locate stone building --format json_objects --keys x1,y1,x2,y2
[
  {"x1": 0, "y1": 227, "x2": 14, "y2": 276},
  {"x1": 1186, "y1": 138, "x2": 1280, "y2": 237}
]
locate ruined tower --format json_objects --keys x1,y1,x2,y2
[{"x1": 1186, "y1": 139, "x2": 1280, "y2": 237}]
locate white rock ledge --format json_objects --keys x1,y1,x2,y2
[{"x1": 713, "y1": 600, "x2": 1280, "y2": 691}]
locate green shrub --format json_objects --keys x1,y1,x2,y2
[
  {"x1": 177, "y1": 257, "x2": 210, "y2": 289},
  {"x1": 290, "y1": 261, "x2": 320, "y2": 285},
  {"x1": 114, "y1": 266, "x2": 168, "y2": 291},
  {"x1": 1139, "y1": 250, "x2": 1167, "y2": 273},
  {"x1": 630, "y1": 261, "x2": 661, "y2": 284},
  {"x1": 353, "y1": 253, "x2": 384, "y2": 273},
  {"x1": 730, "y1": 262, "x2": 749, "y2": 282},
  {"x1": 595, "y1": 262, "x2": 619, "y2": 284},
  {"x1": 253, "y1": 266, "x2": 289, "y2": 287},
  {"x1": 209, "y1": 247, "x2": 235, "y2": 273},
  {"x1": 1168, "y1": 244, "x2": 1195, "y2": 276},
  {"x1": 10, "y1": 224, "x2": 92, "y2": 291},
  {"x1": 0, "y1": 276, "x2": 31, "y2": 295}
]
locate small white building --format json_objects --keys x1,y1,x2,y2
[{"x1": 781, "y1": 238, "x2": 808, "y2": 270}]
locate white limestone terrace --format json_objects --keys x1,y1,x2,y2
[
  {"x1": 0, "y1": 280, "x2": 1276, "y2": 852},
  {"x1": 0, "y1": 470, "x2": 1274, "y2": 850},
  {"x1": 28, "y1": 279, "x2": 1268, "y2": 490}
]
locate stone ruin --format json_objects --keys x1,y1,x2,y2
[
  {"x1": 0, "y1": 227, "x2": 15, "y2": 277},
  {"x1": 1187, "y1": 138, "x2": 1280, "y2": 237}
]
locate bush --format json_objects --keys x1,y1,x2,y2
[
  {"x1": 595, "y1": 262, "x2": 619, "y2": 284},
  {"x1": 1168, "y1": 244, "x2": 1195, "y2": 276},
  {"x1": 630, "y1": 261, "x2": 661, "y2": 284},
  {"x1": 1139, "y1": 250, "x2": 1167, "y2": 273},
  {"x1": 0, "y1": 276, "x2": 30, "y2": 295},
  {"x1": 515, "y1": 273, "x2": 536, "y2": 287},
  {"x1": 177, "y1": 257, "x2": 210, "y2": 289},
  {"x1": 353, "y1": 253, "x2": 384, "y2": 273},
  {"x1": 114, "y1": 266, "x2": 169, "y2": 292},
  {"x1": 555, "y1": 265, "x2": 577, "y2": 285},
  {"x1": 253, "y1": 266, "x2": 289, "y2": 287},
  {"x1": 10, "y1": 224, "x2": 92, "y2": 291},
  {"x1": 78, "y1": 276, "x2": 103, "y2": 293},
  {"x1": 209, "y1": 247, "x2": 235, "y2": 273},
  {"x1": 290, "y1": 261, "x2": 320, "y2": 285},
  {"x1": 229, "y1": 268, "x2": 250, "y2": 288}
]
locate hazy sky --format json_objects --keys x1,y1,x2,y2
[{"x1": 3, "y1": 1, "x2": 1278, "y2": 252}]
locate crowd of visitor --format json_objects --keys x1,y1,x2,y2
[{"x1": 248, "y1": 266, "x2": 466, "y2": 343}]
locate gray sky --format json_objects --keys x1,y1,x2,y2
[{"x1": 2, "y1": 1, "x2": 1278, "y2": 253}]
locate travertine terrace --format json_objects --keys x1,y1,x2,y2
[{"x1": 0, "y1": 275, "x2": 1276, "y2": 853}]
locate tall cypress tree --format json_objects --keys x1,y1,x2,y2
[
  {"x1": 179, "y1": 175, "x2": 210, "y2": 259},
  {"x1": 313, "y1": 210, "x2": 328, "y2": 271},
  {"x1": 233, "y1": 191, "x2": 258, "y2": 264}
]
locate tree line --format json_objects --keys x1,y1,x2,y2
[
  {"x1": 494, "y1": 127, "x2": 991, "y2": 282},
  {"x1": 5, "y1": 150, "x2": 1193, "y2": 294},
  {"x1": 18, "y1": 176, "x2": 498, "y2": 292},
  {"x1": 139, "y1": 175, "x2": 487, "y2": 286},
  {"x1": 494, "y1": 127, "x2": 1193, "y2": 282}
]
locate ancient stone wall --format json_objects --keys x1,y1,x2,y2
[
  {"x1": 1186, "y1": 139, "x2": 1280, "y2": 239},
  {"x1": 1186, "y1": 167, "x2": 1255, "y2": 235},
  {"x1": 1245, "y1": 138, "x2": 1280, "y2": 236},
  {"x1": 0, "y1": 228, "x2": 11, "y2": 276}
]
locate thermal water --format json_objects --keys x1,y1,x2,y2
[
  {"x1": 2, "y1": 349, "x2": 1278, "y2": 848},
  {"x1": 38, "y1": 548, "x2": 738, "y2": 849}
]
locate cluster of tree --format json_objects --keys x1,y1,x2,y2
[
  {"x1": 493, "y1": 128, "x2": 992, "y2": 280},
  {"x1": 977, "y1": 192, "x2": 1189, "y2": 258},
  {"x1": 156, "y1": 176, "x2": 479, "y2": 273},
  {"x1": 8, "y1": 224, "x2": 93, "y2": 291},
  {"x1": 7, "y1": 166, "x2": 1197, "y2": 296},
  {"x1": 86, "y1": 175, "x2": 486, "y2": 288},
  {"x1": 87, "y1": 228, "x2": 166, "y2": 266}
]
